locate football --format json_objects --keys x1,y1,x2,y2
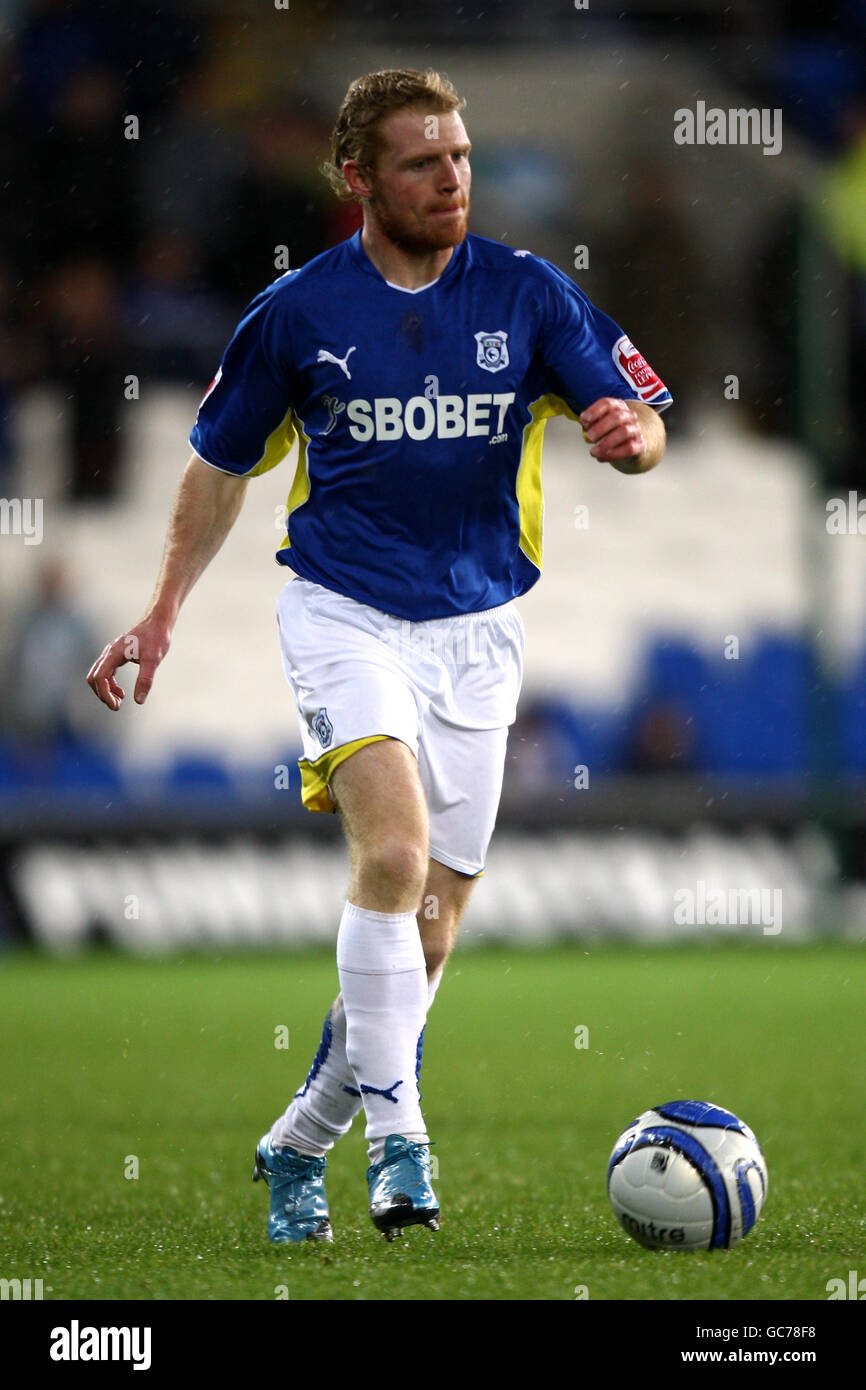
[{"x1": 607, "y1": 1100, "x2": 768, "y2": 1251}]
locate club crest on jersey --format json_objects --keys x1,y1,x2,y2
[
  {"x1": 474, "y1": 330, "x2": 509, "y2": 373},
  {"x1": 612, "y1": 335, "x2": 666, "y2": 402},
  {"x1": 311, "y1": 707, "x2": 333, "y2": 748}
]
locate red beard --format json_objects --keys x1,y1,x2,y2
[{"x1": 370, "y1": 194, "x2": 470, "y2": 255}]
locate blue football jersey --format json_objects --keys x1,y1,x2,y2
[{"x1": 190, "y1": 230, "x2": 672, "y2": 620}]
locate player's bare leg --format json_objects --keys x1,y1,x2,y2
[
  {"x1": 261, "y1": 739, "x2": 478, "y2": 1239},
  {"x1": 263, "y1": 851, "x2": 475, "y2": 1152},
  {"x1": 332, "y1": 738, "x2": 476, "y2": 1027},
  {"x1": 332, "y1": 736, "x2": 430, "y2": 912},
  {"x1": 325, "y1": 738, "x2": 437, "y2": 1235},
  {"x1": 316, "y1": 854, "x2": 475, "y2": 1049},
  {"x1": 418, "y1": 855, "x2": 476, "y2": 977}
]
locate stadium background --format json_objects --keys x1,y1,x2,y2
[
  {"x1": 0, "y1": 0, "x2": 865, "y2": 1306},
  {"x1": 1, "y1": 0, "x2": 865, "y2": 949}
]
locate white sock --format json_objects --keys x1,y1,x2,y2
[
  {"x1": 269, "y1": 994, "x2": 360, "y2": 1158},
  {"x1": 270, "y1": 958, "x2": 446, "y2": 1160},
  {"x1": 426, "y1": 965, "x2": 443, "y2": 1010},
  {"x1": 336, "y1": 900, "x2": 428, "y2": 1161}
]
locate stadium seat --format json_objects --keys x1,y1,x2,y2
[
  {"x1": 163, "y1": 751, "x2": 236, "y2": 794},
  {"x1": 840, "y1": 651, "x2": 866, "y2": 775}
]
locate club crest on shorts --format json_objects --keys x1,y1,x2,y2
[
  {"x1": 311, "y1": 707, "x2": 334, "y2": 748},
  {"x1": 474, "y1": 330, "x2": 509, "y2": 372}
]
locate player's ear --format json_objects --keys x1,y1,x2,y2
[{"x1": 342, "y1": 159, "x2": 374, "y2": 201}]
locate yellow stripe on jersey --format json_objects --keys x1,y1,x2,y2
[
  {"x1": 298, "y1": 734, "x2": 391, "y2": 813},
  {"x1": 276, "y1": 410, "x2": 311, "y2": 550},
  {"x1": 247, "y1": 406, "x2": 298, "y2": 477},
  {"x1": 515, "y1": 394, "x2": 581, "y2": 571}
]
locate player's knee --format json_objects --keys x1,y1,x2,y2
[{"x1": 360, "y1": 835, "x2": 428, "y2": 903}]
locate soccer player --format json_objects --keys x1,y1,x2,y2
[{"x1": 87, "y1": 68, "x2": 671, "y2": 1244}]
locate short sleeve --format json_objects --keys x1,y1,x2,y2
[
  {"x1": 534, "y1": 262, "x2": 672, "y2": 414},
  {"x1": 189, "y1": 280, "x2": 297, "y2": 477}
]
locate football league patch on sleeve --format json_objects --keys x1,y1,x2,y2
[
  {"x1": 198, "y1": 365, "x2": 223, "y2": 410},
  {"x1": 611, "y1": 335, "x2": 667, "y2": 404}
]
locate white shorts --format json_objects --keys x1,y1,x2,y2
[{"x1": 275, "y1": 577, "x2": 525, "y2": 877}]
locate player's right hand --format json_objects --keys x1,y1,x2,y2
[{"x1": 86, "y1": 616, "x2": 172, "y2": 711}]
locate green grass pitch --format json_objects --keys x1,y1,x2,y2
[{"x1": 0, "y1": 941, "x2": 863, "y2": 1301}]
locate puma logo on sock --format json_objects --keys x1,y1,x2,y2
[{"x1": 359, "y1": 1080, "x2": 403, "y2": 1104}]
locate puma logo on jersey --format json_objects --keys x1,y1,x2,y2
[{"x1": 316, "y1": 345, "x2": 356, "y2": 379}]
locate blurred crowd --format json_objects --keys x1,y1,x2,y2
[
  {"x1": 1, "y1": 0, "x2": 865, "y2": 777},
  {"x1": 0, "y1": 0, "x2": 362, "y2": 501},
  {"x1": 0, "y1": 0, "x2": 864, "y2": 502}
]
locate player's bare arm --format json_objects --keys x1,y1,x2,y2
[
  {"x1": 86, "y1": 453, "x2": 248, "y2": 710},
  {"x1": 580, "y1": 397, "x2": 666, "y2": 474}
]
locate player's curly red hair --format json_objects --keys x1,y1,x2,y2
[{"x1": 322, "y1": 68, "x2": 466, "y2": 200}]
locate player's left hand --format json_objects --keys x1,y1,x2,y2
[{"x1": 579, "y1": 398, "x2": 646, "y2": 465}]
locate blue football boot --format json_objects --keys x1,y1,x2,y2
[
  {"x1": 252, "y1": 1133, "x2": 333, "y2": 1244},
  {"x1": 367, "y1": 1134, "x2": 439, "y2": 1241}
]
